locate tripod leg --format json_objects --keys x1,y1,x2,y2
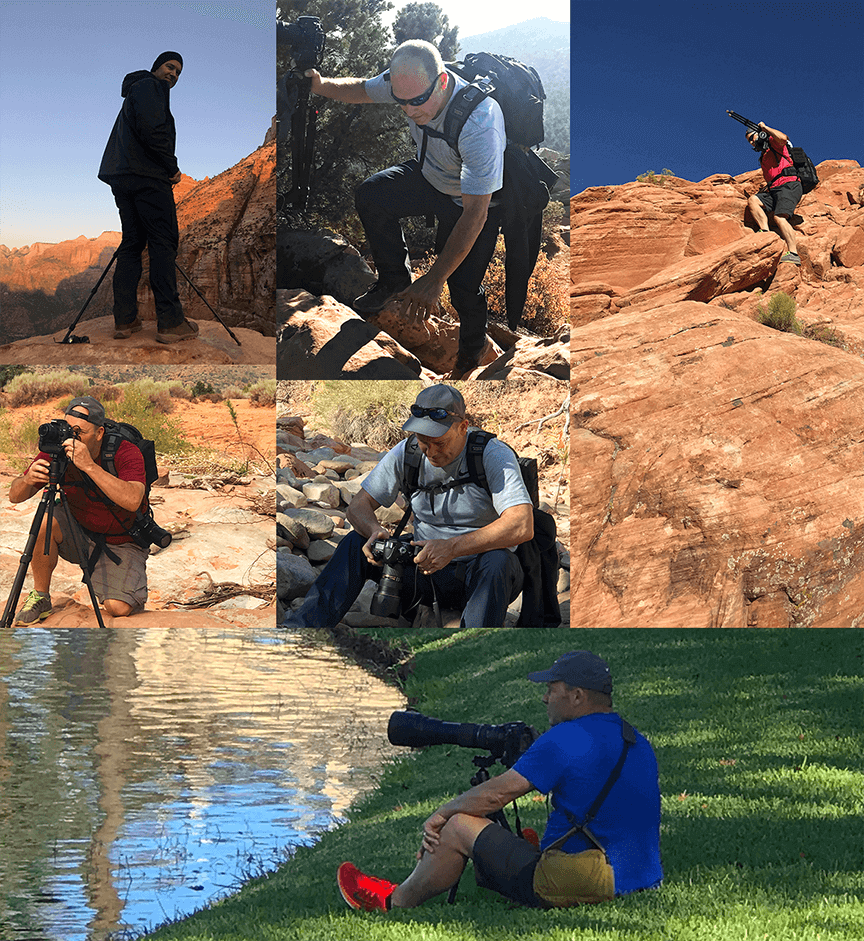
[
  {"x1": 59, "y1": 248, "x2": 119, "y2": 344},
  {"x1": 1, "y1": 490, "x2": 50, "y2": 629},
  {"x1": 55, "y1": 489, "x2": 106, "y2": 629}
]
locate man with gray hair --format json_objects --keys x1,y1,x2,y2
[{"x1": 305, "y1": 40, "x2": 506, "y2": 378}]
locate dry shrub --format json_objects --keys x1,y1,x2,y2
[
  {"x1": 413, "y1": 230, "x2": 565, "y2": 338},
  {"x1": 4, "y1": 370, "x2": 92, "y2": 407},
  {"x1": 169, "y1": 383, "x2": 191, "y2": 400},
  {"x1": 311, "y1": 380, "x2": 422, "y2": 450},
  {"x1": 249, "y1": 379, "x2": 277, "y2": 407},
  {"x1": 90, "y1": 384, "x2": 122, "y2": 402},
  {"x1": 222, "y1": 385, "x2": 248, "y2": 400}
]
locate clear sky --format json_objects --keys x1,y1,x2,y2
[
  {"x1": 383, "y1": 0, "x2": 570, "y2": 41},
  {"x1": 572, "y1": 0, "x2": 864, "y2": 193},
  {"x1": 0, "y1": 1, "x2": 273, "y2": 249}
]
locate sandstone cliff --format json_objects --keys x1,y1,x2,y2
[
  {"x1": 570, "y1": 159, "x2": 864, "y2": 628},
  {"x1": 1, "y1": 138, "x2": 276, "y2": 346}
]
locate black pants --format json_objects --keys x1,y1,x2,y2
[
  {"x1": 110, "y1": 176, "x2": 184, "y2": 329},
  {"x1": 355, "y1": 159, "x2": 502, "y2": 362}
]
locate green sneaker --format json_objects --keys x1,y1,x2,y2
[{"x1": 15, "y1": 590, "x2": 53, "y2": 625}]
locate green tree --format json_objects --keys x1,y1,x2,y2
[{"x1": 393, "y1": 2, "x2": 460, "y2": 60}]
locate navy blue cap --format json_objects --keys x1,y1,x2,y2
[{"x1": 527, "y1": 651, "x2": 612, "y2": 694}]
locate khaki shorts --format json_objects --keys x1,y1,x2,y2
[
  {"x1": 54, "y1": 501, "x2": 148, "y2": 609},
  {"x1": 533, "y1": 848, "x2": 615, "y2": 907}
]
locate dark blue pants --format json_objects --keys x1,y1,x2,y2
[
  {"x1": 283, "y1": 531, "x2": 523, "y2": 629},
  {"x1": 110, "y1": 176, "x2": 184, "y2": 329},
  {"x1": 354, "y1": 159, "x2": 502, "y2": 362}
]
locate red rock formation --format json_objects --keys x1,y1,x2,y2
[
  {"x1": 569, "y1": 160, "x2": 864, "y2": 628},
  {"x1": 0, "y1": 232, "x2": 122, "y2": 294}
]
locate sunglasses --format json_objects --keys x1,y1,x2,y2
[
  {"x1": 390, "y1": 73, "x2": 441, "y2": 107},
  {"x1": 410, "y1": 405, "x2": 459, "y2": 421}
]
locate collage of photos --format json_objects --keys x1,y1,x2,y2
[{"x1": 0, "y1": 2, "x2": 861, "y2": 941}]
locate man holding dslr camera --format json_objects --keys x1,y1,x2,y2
[
  {"x1": 281, "y1": 384, "x2": 532, "y2": 629},
  {"x1": 9, "y1": 396, "x2": 149, "y2": 623},
  {"x1": 338, "y1": 651, "x2": 663, "y2": 911}
]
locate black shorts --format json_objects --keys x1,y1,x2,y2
[
  {"x1": 472, "y1": 824, "x2": 543, "y2": 908},
  {"x1": 756, "y1": 180, "x2": 803, "y2": 218}
]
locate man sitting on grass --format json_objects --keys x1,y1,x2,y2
[{"x1": 337, "y1": 651, "x2": 663, "y2": 911}]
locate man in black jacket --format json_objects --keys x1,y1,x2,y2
[{"x1": 99, "y1": 51, "x2": 198, "y2": 343}]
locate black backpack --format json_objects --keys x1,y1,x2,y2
[
  {"x1": 400, "y1": 430, "x2": 561, "y2": 628},
  {"x1": 787, "y1": 144, "x2": 819, "y2": 193}
]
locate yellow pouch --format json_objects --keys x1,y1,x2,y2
[{"x1": 533, "y1": 847, "x2": 615, "y2": 907}]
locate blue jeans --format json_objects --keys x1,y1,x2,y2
[
  {"x1": 282, "y1": 531, "x2": 523, "y2": 629},
  {"x1": 354, "y1": 159, "x2": 502, "y2": 363}
]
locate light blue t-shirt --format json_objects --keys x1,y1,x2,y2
[
  {"x1": 361, "y1": 430, "x2": 531, "y2": 555},
  {"x1": 365, "y1": 69, "x2": 505, "y2": 199},
  {"x1": 513, "y1": 713, "x2": 664, "y2": 897}
]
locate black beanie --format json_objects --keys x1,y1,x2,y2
[{"x1": 151, "y1": 51, "x2": 183, "y2": 72}]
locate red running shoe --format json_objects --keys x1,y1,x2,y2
[
  {"x1": 522, "y1": 827, "x2": 540, "y2": 849},
  {"x1": 337, "y1": 862, "x2": 397, "y2": 912}
]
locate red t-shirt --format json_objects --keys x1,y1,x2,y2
[
  {"x1": 30, "y1": 439, "x2": 146, "y2": 544},
  {"x1": 760, "y1": 137, "x2": 798, "y2": 189}
]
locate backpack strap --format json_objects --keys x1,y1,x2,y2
[
  {"x1": 417, "y1": 78, "x2": 493, "y2": 168},
  {"x1": 546, "y1": 718, "x2": 637, "y2": 854}
]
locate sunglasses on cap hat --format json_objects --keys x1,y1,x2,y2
[
  {"x1": 409, "y1": 405, "x2": 460, "y2": 421},
  {"x1": 390, "y1": 73, "x2": 441, "y2": 107}
]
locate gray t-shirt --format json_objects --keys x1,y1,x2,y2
[
  {"x1": 365, "y1": 69, "x2": 505, "y2": 200},
  {"x1": 361, "y1": 431, "x2": 531, "y2": 556}
]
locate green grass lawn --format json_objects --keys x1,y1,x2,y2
[{"x1": 144, "y1": 628, "x2": 864, "y2": 940}]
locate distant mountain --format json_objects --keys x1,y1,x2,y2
[{"x1": 459, "y1": 17, "x2": 569, "y2": 155}]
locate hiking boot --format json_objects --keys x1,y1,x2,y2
[
  {"x1": 781, "y1": 251, "x2": 801, "y2": 265},
  {"x1": 337, "y1": 862, "x2": 397, "y2": 912},
  {"x1": 352, "y1": 280, "x2": 410, "y2": 316},
  {"x1": 448, "y1": 338, "x2": 494, "y2": 381},
  {"x1": 156, "y1": 319, "x2": 199, "y2": 343},
  {"x1": 15, "y1": 590, "x2": 53, "y2": 625},
  {"x1": 113, "y1": 317, "x2": 143, "y2": 339}
]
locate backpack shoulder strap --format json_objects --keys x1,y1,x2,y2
[
  {"x1": 464, "y1": 429, "x2": 496, "y2": 495},
  {"x1": 393, "y1": 434, "x2": 422, "y2": 539},
  {"x1": 418, "y1": 77, "x2": 493, "y2": 167}
]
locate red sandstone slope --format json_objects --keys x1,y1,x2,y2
[{"x1": 569, "y1": 160, "x2": 864, "y2": 628}]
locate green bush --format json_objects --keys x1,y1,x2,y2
[
  {"x1": 311, "y1": 380, "x2": 423, "y2": 450},
  {"x1": 637, "y1": 168, "x2": 675, "y2": 184},
  {"x1": 0, "y1": 414, "x2": 41, "y2": 473},
  {"x1": 191, "y1": 380, "x2": 216, "y2": 398},
  {"x1": 3, "y1": 369, "x2": 92, "y2": 407},
  {"x1": 107, "y1": 386, "x2": 192, "y2": 456},
  {"x1": 756, "y1": 291, "x2": 802, "y2": 334}
]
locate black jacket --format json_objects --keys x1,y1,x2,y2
[{"x1": 98, "y1": 70, "x2": 179, "y2": 183}]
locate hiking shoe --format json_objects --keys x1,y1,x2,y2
[
  {"x1": 448, "y1": 338, "x2": 494, "y2": 380},
  {"x1": 113, "y1": 317, "x2": 143, "y2": 339},
  {"x1": 15, "y1": 590, "x2": 53, "y2": 625},
  {"x1": 781, "y1": 251, "x2": 801, "y2": 265},
  {"x1": 352, "y1": 280, "x2": 410, "y2": 316},
  {"x1": 156, "y1": 319, "x2": 199, "y2": 343},
  {"x1": 337, "y1": 862, "x2": 397, "y2": 912}
]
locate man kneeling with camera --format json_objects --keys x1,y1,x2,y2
[
  {"x1": 9, "y1": 396, "x2": 149, "y2": 623},
  {"x1": 281, "y1": 384, "x2": 533, "y2": 629},
  {"x1": 338, "y1": 651, "x2": 663, "y2": 911}
]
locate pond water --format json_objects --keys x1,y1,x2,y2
[{"x1": 0, "y1": 628, "x2": 405, "y2": 941}]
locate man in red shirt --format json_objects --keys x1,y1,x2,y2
[
  {"x1": 9, "y1": 396, "x2": 149, "y2": 623},
  {"x1": 745, "y1": 122, "x2": 803, "y2": 265}
]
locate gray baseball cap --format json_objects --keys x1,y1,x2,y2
[
  {"x1": 65, "y1": 396, "x2": 105, "y2": 427},
  {"x1": 527, "y1": 651, "x2": 613, "y2": 694},
  {"x1": 402, "y1": 384, "x2": 467, "y2": 437}
]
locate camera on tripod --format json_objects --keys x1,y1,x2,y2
[
  {"x1": 369, "y1": 534, "x2": 421, "y2": 619},
  {"x1": 388, "y1": 710, "x2": 539, "y2": 770},
  {"x1": 278, "y1": 15, "x2": 325, "y2": 74},
  {"x1": 38, "y1": 419, "x2": 79, "y2": 456}
]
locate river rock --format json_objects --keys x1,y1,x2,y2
[
  {"x1": 277, "y1": 550, "x2": 319, "y2": 601},
  {"x1": 281, "y1": 507, "x2": 335, "y2": 539},
  {"x1": 302, "y1": 479, "x2": 340, "y2": 508},
  {"x1": 276, "y1": 483, "x2": 307, "y2": 510},
  {"x1": 307, "y1": 538, "x2": 340, "y2": 564},
  {"x1": 277, "y1": 513, "x2": 311, "y2": 551}
]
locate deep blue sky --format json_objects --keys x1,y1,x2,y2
[
  {"x1": 572, "y1": 0, "x2": 864, "y2": 192},
  {"x1": 0, "y1": 1, "x2": 273, "y2": 248}
]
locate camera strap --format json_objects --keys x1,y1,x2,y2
[{"x1": 546, "y1": 718, "x2": 637, "y2": 855}]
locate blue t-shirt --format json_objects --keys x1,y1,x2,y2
[{"x1": 513, "y1": 712, "x2": 663, "y2": 896}]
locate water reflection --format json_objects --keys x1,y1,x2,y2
[{"x1": 0, "y1": 628, "x2": 405, "y2": 941}]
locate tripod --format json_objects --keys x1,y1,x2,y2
[
  {"x1": 1, "y1": 455, "x2": 107, "y2": 630},
  {"x1": 59, "y1": 248, "x2": 242, "y2": 347},
  {"x1": 727, "y1": 110, "x2": 769, "y2": 146}
]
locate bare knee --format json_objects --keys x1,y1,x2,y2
[
  {"x1": 103, "y1": 599, "x2": 134, "y2": 617},
  {"x1": 443, "y1": 814, "x2": 493, "y2": 857}
]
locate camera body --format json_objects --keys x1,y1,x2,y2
[
  {"x1": 369, "y1": 535, "x2": 421, "y2": 619},
  {"x1": 38, "y1": 419, "x2": 78, "y2": 456},
  {"x1": 388, "y1": 710, "x2": 539, "y2": 769},
  {"x1": 126, "y1": 507, "x2": 173, "y2": 551},
  {"x1": 278, "y1": 15, "x2": 325, "y2": 73}
]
